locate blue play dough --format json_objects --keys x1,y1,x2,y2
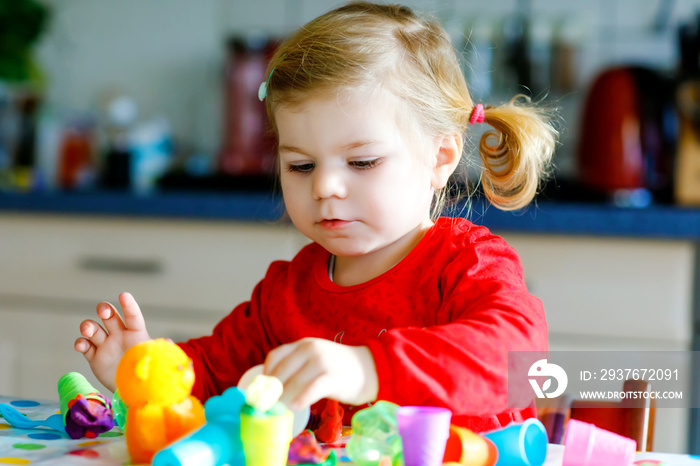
[
  {"x1": 10, "y1": 400, "x2": 40, "y2": 408},
  {"x1": 27, "y1": 432, "x2": 62, "y2": 440}
]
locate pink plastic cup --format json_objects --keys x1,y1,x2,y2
[
  {"x1": 562, "y1": 419, "x2": 636, "y2": 466},
  {"x1": 397, "y1": 406, "x2": 452, "y2": 466}
]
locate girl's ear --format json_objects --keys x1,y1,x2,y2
[{"x1": 430, "y1": 133, "x2": 462, "y2": 189}]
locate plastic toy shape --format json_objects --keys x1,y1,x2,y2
[
  {"x1": 443, "y1": 425, "x2": 498, "y2": 466},
  {"x1": 482, "y1": 418, "x2": 548, "y2": 466},
  {"x1": 238, "y1": 364, "x2": 310, "y2": 436},
  {"x1": 562, "y1": 418, "x2": 636, "y2": 466},
  {"x1": 346, "y1": 401, "x2": 403, "y2": 466},
  {"x1": 152, "y1": 387, "x2": 246, "y2": 466},
  {"x1": 115, "y1": 338, "x2": 205, "y2": 464},
  {"x1": 0, "y1": 403, "x2": 65, "y2": 432},
  {"x1": 57, "y1": 372, "x2": 114, "y2": 439},
  {"x1": 396, "y1": 406, "x2": 452, "y2": 466},
  {"x1": 239, "y1": 373, "x2": 294, "y2": 466},
  {"x1": 240, "y1": 406, "x2": 293, "y2": 466},
  {"x1": 111, "y1": 390, "x2": 127, "y2": 430}
]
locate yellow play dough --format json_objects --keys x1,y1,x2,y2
[{"x1": 115, "y1": 339, "x2": 195, "y2": 407}]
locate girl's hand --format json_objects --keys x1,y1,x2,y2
[
  {"x1": 74, "y1": 292, "x2": 151, "y2": 393},
  {"x1": 263, "y1": 338, "x2": 378, "y2": 410}
]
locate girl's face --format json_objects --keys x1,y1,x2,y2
[{"x1": 276, "y1": 88, "x2": 436, "y2": 258}]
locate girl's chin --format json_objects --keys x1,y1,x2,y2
[
  {"x1": 318, "y1": 240, "x2": 374, "y2": 257},
  {"x1": 324, "y1": 247, "x2": 371, "y2": 257}
]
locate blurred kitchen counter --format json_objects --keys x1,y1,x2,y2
[
  {"x1": 2, "y1": 190, "x2": 700, "y2": 239},
  {"x1": 0, "y1": 191, "x2": 284, "y2": 221}
]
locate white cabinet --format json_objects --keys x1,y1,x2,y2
[
  {"x1": 499, "y1": 234, "x2": 695, "y2": 351},
  {"x1": 498, "y1": 232, "x2": 695, "y2": 454},
  {"x1": 0, "y1": 213, "x2": 309, "y2": 399},
  {"x1": 0, "y1": 214, "x2": 309, "y2": 314}
]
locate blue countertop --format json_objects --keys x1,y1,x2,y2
[{"x1": 2, "y1": 191, "x2": 700, "y2": 240}]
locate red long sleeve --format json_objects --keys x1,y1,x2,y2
[
  {"x1": 366, "y1": 226, "x2": 547, "y2": 427},
  {"x1": 178, "y1": 280, "x2": 272, "y2": 400},
  {"x1": 177, "y1": 217, "x2": 547, "y2": 432}
]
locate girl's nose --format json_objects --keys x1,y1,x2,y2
[{"x1": 312, "y1": 167, "x2": 348, "y2": 200}]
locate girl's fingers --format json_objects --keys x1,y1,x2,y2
[
  {"x1": 263, "y1": 343, "x2": 299, "y2": 382},
  {"x1": 291, "y1": 375, "x2": 328, "y2": 409},
  {"x1": 74, "y1": 337, "x2": 97, "y2": 362},
  {"x1": 79, "y1": 319, "x2": 108, "y2": 346},
  {"x1": 96, "y1": 301, "x2": 126, "y2": 335},
  {"x1": 118, "y1": 292, "x2": 147, "y2": 332},
  {"x1": 280, "y1": 362, "x2": 326, "y2": 409}
]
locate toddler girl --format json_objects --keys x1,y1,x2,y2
[{"x1": 75, "y1": 1, "x2": 556, "y2": 432}]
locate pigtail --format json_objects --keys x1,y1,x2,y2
[{"x1": 478, "y1": 95, "x2": 557, "y2": 211}]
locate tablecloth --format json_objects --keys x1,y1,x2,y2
[
  {"x1": 0, "y1": 396, "x2": 127, "y2": 465},
  {"x1": 3, "y1": 395, "x2": 700, "y2": 465}
]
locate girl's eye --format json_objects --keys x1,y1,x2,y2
[
  {"x1": 350, "y1": 159, "x2": 381, "y2": 169},
  {"x1": 287, "y1": 162, "x2": 315, "y2": 173}
]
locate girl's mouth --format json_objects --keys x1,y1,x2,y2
[{"x1": 319, "y1": 219, "x2": 352, "y2": 230}]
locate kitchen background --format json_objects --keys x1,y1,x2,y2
[
  {"x1": 2, "y1": 0, "x2": 700, "y2": 457},
  {"x1": 1, "y1": 0, "x2": 699, "y2": 200}
]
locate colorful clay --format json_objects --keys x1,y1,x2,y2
[
  {"x1": 115, "y1": 339, "x2": 205, "y2": 464},
  {"x1": 245, "y1": 374, "x2": 284, "y2": 412},
  {"x1": 314, "y1": 399, "x2": 344, "y2": 443},
  {"x1": 57, "y1": 372, "x2": 114, "y2": 439},
  {"x1": 288, "y1": 429, "x2": 331, "y2": 464}
]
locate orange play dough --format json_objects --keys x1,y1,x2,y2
[{"x1": 116, "y1": 339, "x2": 205, "y2": 464}]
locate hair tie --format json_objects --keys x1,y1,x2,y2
[{"x1": 469, "y1": 103, "x2": 485, "y2": 125}]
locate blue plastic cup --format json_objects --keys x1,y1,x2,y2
[{"x1": 482, "y1": 418, "x2": 548, "y2": 466}]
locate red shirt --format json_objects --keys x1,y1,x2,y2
[{"x1": 178, "y1": 217, "x2": 547, "y2": 432}]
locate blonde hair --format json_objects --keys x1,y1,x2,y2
[{"x1": 263, "y1": 1, "x2": 557, "y2": 212}]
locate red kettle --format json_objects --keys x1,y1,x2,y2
[{"x1": 577, "y1": 66, "x2": 677, "y2": 200}]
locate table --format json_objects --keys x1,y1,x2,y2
[
  {"x1": 543, "y1": 444, "x2": 700, "y2": 465},
  {"x1": 0, "y1": 396, "x2": 127, "y2": 465},
  {"x1": 2, "y1": 396, "x2": 700, "y2": 465}
]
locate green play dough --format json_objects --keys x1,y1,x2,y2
[{"x1": 57, "y1": 372, "x2": 107, "y2": 423}]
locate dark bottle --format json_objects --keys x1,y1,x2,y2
[
  {"x1": 101, "y1": 133, "x2": 131, "y2": 190},
  {"x1": 99, "y1": 95, "x2": 137, "y2": 191}
]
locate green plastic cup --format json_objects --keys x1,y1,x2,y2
[{"x1": 240, "y1": 409, "x2": 293, "y2": 466}]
